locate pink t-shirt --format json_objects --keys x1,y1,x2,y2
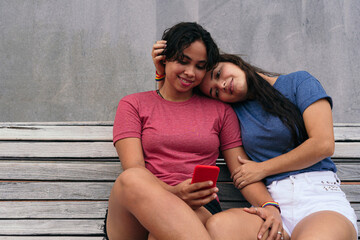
[{"x1": 113, "y1": 91, "x2": 242, "y2": 186}]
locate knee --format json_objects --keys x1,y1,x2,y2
[
  {"x1": 205, "y1": 213, "x2": 227, "y2": 237},
  {"x1": 113, "y1": 168, "x2": 150, "y2": 201}
]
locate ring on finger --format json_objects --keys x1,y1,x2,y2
[
  {"x1": 277, "y1": 231, "x2": 282, "y2": 235},
  {"x1": 254, "y1": 207, "x2": 258, "y2": 213}
]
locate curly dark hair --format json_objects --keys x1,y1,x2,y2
[{"x1": 161, "y1": 22, "x2": 219, "y2": 72}]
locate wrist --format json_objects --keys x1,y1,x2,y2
[
  {"x1": 261, "y1": 201, "x2": 281, "y2": 213},
  {"x1": 155, "y1": 70, "x2": 165, "y2": 81},
  {"x1": 261, "y1": 161, "x2": 272, "y2": 178}
]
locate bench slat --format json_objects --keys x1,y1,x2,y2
[
  {"x1": 1, "y1": 123, "x2": 359, "y2": 141},
  {"x1": 1, "y1": 182, "x2": 358, "y2": 202},
  {"x1": 0, "y1": 220, "x2": 358, "y2": 237},
  {"x1": 1, "y1": 161, "x2": 358, "y2": 182},
  {"x1": 0, "y1": 238, "x2": 103, "y2": 240},
  {"x1": 0, "y1": 161, "x2": 121, "y2": 181},
  {"x1": 0, "y1": 201, "x2": 107, "y2": 218},
  {"x1": 0, "y1": 219, "x2": 103, "y2": 235},
  {"x1": 0, "y1": 125, "x2": 112, "y2": 141},
  {"x1": 0, "y1": 142, "x2": 117, "y2": 158},
  {"x1": 0, "y1": 142, "x2": 359, "y2": 158},
  {"x1": 1, "y1": 200, "x2": 358, "y2": 220},
  {"x1": 334, "y1": 125, "x2": 360, "y2": 141}
]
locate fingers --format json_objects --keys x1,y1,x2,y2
[
  {"x1": 237, "y1": 155, "x2": 252, "y2": 164},
  {"x1": 183, "y1": 180, "x2": 219, "y2": 200},
  {"x1": 184, "y1": 181, "x2": 218, "y2": 209},
  {"x1": 233, "y1": 173, "x2": 247, "y2": 189},
  {"x1": 152, "y1": 40, "x2": 166, "y2": 54}
]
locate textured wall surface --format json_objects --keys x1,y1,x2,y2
[{"x1": 1, "y1": 0, "x2": 359, "y2": 123}]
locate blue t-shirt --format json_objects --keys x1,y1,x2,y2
[{"x1": 232, "y1": 71, "x2": 336, "y2": 186}]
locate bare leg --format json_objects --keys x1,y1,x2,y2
[
  {"x1": 206, "y1": 208, "x2": 290, "y2": 240},
  {"x1": 148, "y1": 206, "x2": 212, "y2": 240},
  {"x1": 291, "y1": 211, "x2": 357, "y2": 240},
  {"x1": 206, "y1": 208, "x2": 266, "y2": 240},
  {"x1": 106, "y1": 168, "x2": 212, "y2": 240}
]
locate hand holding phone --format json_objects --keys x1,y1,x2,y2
[{"x1": 191, "y1": 165, "x2": 220, "y2": 189}]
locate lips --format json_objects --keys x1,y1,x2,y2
[
  {"x1": 179, "y1": 76, "x2": 193, "y2": 87},
  {"x1": 228, "y1": 79, "x2": 234, "y2": 94}
]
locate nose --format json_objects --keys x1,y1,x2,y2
[
  {"x1": 218, "y1": 79, "x2": 226, "y2": 91},
  {"x1": 184, "y1": 65, "x2": 195, "y2": 78}
]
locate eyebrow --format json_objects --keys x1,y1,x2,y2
[{"x1": 183, "y1": 54, "x2": 207, "y2": 64}]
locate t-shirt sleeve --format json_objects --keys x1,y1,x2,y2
[
  {"x1": 219, "y1": 104, "x2": 242, "y2": 151},
  {"x1": 113, "y1": 95, "x2": 142, "y2": 145},
  {"x1": 295, "y1": 72, "x2": 333, "y2": 114}
]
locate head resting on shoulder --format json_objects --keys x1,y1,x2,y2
[
  {"x1": 161, "y1": 22, "x2": 219, "y2": 71},
  {"x1": 214, "y1": 53, "x2": 308, "y2": 146}
]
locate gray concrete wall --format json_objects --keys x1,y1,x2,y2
[{"x1": 1, "y1": 0, "x2": 359, "y2": 123}]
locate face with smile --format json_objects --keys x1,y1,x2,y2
[
  {"x1": 162, "y1": 40, "x2": 207, "y2": 100},
  {"x1": 199, "y1": 62, "x2": 248, "y2": 103}
]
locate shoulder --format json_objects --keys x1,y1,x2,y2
[
  {"x1": 277, "y1": 71, "x2": 324, "y2": 93},
  {"x1": 281, "y1": 71, "x2": 317, "y2": 83},
  {"x1": 120, "y1": 91, "x2": 155, "y2": 104}
]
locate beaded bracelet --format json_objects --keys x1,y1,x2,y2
[
  {"x1": 155, "y1": 71, "x2": 165, "y2": 81},
  {"x1": 261, "y1": 201, "x2": 281, "y2": 213}
]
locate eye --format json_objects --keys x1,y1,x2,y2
[
  {"x1": 215, "y1": 69, "x2": 221, "y2": 79},
  {"x1": 196, "y1": 65, "x2": 206, "y2": 70},
  {"x1": 178, "y1": 60, "x2": 188, "y2": 65}
]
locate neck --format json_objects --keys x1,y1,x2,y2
[{"x1": 158, "y1": 85, "x2": 194, "y2": 102}]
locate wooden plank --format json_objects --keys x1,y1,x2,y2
[
  {"x1": 0, "y1": 121, "x2": 112, "y2": 126},
  {"x1": 336, "y1": 164, "x2": 360, "y2": 181},
  {"x1": 0, "y1": 142, "x2": 117, "y2": 158},
  {"x1": 333, "y1": 125, "x2": 360, "y2": 141},
  {"x1": 0, "y1": 219, "x2": 104, "y2": 235},
  {"x1": 0, "y1": 122, "x2": 359, "y2": 141},
  {"x1": 0, "y1": 125, "x2": 112, "y2": 141},
  {"x1": 333, "y1": 142, "x2": 360, "y2": 158},
  {"x1": 0, "y1": 201, "x2": 107, "y2": 218},
  {"x1": 0, "y1": 161, "x2": 121, "y2": 181},
  {"x1": 0, "y1": 160, "x2": 358, "y2": 182},
  {"x1": 0, "y1": 141, "x2": 358, "y2": 159},
  {"x1": 2, "y1": 182, "x2": 358, "y2": 202},
  {"x1": 0, "y1": 182, "x2": 113, "y2": 200},
  {"x1": 0, "y1": 237, "x2": 103, "y2": 240}
]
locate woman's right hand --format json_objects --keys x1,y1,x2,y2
[
  {"x1": 172, "y1": 178, "x2": 219, "y2": 210},
  {"x1": 151, "y1": 40, "x2": 166, "y2": 75}
]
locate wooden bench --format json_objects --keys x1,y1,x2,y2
[{"x1": 0, "y1": 122, "x2": 359, "y2": 239}]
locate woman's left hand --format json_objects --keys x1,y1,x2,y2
[
  {"x1": 231, "y1": 156, "x2": 266, "y2": 189},
  {"x1": 243, "y1": 206, "x2": 284, "y2": 240}
]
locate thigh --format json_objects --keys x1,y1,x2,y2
[
  {"x1": 206, "y1": 208, "x2": 267, "y2": 240},
  {"x1": 292, "y1": 210, "x2": 357, "y2": 240},
  {"x1": 106, "y1": 175, "x2": 149, "y2": 240}
]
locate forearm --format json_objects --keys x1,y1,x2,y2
[
  {"x1": 240, "y1": 181, "x2": 274, "y2": 207},
  {"x1": 261, "y1": 136, "x2": 334, "y2": 177},
  {"x1": 260, "y1": 99, "x2": 335, "y2": 178}
]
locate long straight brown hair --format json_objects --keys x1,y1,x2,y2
[{"x1": 219, "y1": 53, "x2": 308, "y2": 147}]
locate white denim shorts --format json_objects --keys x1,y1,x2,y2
[{"x1": 267, "y1": 171, "x2": 358, "y2": 236}]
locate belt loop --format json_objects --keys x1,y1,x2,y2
[{"x1": 333, "y1": 172, "x2": 341, "y2": 184}]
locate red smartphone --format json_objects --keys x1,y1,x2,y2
[{"x1": 191, "y1": 165, "x2": 220, "y2": 188}]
